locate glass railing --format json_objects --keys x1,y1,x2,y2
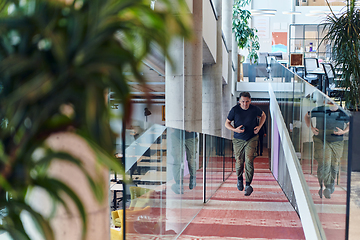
[
  {"x1": 204, "y1": 135, "x2": 233, "y2": 201},
  {"x1": 269, "y1": 58, "x2": 351, "y2": 240},
  {"x1": 109, "y1": 118, "x2": 233, "y2": 239}
]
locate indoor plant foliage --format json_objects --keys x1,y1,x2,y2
[
  {"x1": 0, "y1": 0, "x2": 191, "y2": 239},
  {"x1": 323, "y1": 0, "x2": 360, "y2": 110},
  {"x1": 232, "y1": 0, "x2": 260, "y2": 64}
]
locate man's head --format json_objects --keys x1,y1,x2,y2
[{"x1": 239, "y1": 92, "x2": 251, "y2": 110}]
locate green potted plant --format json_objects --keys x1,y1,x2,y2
[
  {"x1": 232, "y1": 0, "x2": 260, "y2": 64},
  {"x1": 0, "y1": 0, "x2": 191, "y2": 239},
  {"x1": 323, "y1": 0, "x2": 360, "y2": 111}
]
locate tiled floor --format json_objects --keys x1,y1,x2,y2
[
  {"x1": 178, "y1": 156, "x2": 306, "y2": 240},
  {"x1": 177, "y1": 155, "x2": 360, "y2": 240}
]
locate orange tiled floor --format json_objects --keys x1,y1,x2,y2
[{"x1": 178, "y1": 156, "x2": 306, "y2": 240}]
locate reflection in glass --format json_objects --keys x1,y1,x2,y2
[
  {"x1": 305, "y1": 100, "x2": 349, "y2": 199},
  {"x1": 168, "y1": 129, "x2": 199, "y2": 194},
  {"x1": 269, "y1": 59, "x2": 351, "y2": 239},
  {"x1": 109, "y1": 121, "x2": 210, "y2": 239}
]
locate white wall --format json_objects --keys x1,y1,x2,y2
[
  {"x1": 252, "y1": 0, "x2": 293, "y2": 59},
  {"x1": 222, "y1": 40, "x2": 229, "y2": 84},
  {"x1": 203, "y1": 0, "x2": 217, "y2": 62},
  {"x1": 185, "y1": 0, "x2": 193, "y2": 13}
]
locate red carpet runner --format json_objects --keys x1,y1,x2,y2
[{"x1": 178, "y1": 156, "x2": 305, "y2": 240}]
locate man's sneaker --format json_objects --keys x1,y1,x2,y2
[
  {"x1": 323, "y1": 188, "x2": 331, "y2": 199},
  {"x1": 237, "y1": 177, "x2": 244, "y2": 191},
  {"x1": 189, "y1": 176, "x2": 196, "y2": 190},
  {"x1": 244, "y1": 185, "x2": 253, "y2": 196}
]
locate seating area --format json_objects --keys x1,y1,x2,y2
[
  {"x1": 111, "y1": 186, "x2": 155, "y2": 239},
  {"x1": 286, "y1": 54, "x2": 347, "y2": 105},
  {"x1": 321, "y1": 62, "x2": 346, "y2": 104},
  {"x1": 304, "y1": 58, "x2": 321, "y2": 87}
]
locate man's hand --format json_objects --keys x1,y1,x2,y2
[
  {"x1": 234, "y1": 125, "x2": 245, "y2": 133},
  {"x1": 311, "y1": 126, "x2": 319, "y2": 135},
  {"x1": 333, "y1": 127, "x2": 346, "y2": 135},
  {"x1": 254, "y1": 126, "x2": 261, "y2": 134}
]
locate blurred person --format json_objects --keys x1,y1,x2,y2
[{"x1": 225, "y1": 92, "x2": 266, "y2": 196}]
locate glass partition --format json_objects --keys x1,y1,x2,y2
[
  {"x1": 269, "y1": 58, "x2": 351, "y2": 240},
  {"x1": 109, "y1": 117, "x2": 232, "y2": 239},
  {"x1": 224, "y1": 138, "x2": 233, "y2": 180},
  {"x1": 204, "y1": 135, "x2": 233, "y2": 202}
]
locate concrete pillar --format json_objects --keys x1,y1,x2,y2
[
  {"x1": 202, "y1": 0, "x2": 223, "y2": 137},
  {"x1": 165, "y1": 0, "x2": 203, "y2": 133},
  {"x1": 222, "y1": 80, "x2": 232, "y2": 139},
  {"x1": 231, "y1": 32, "x2": 239, "y2": 97},
  {"x1": 221, "y1": 0, "x2": 235, "y2": 139},
  {"x1": 25, "y1": 132, "x2": 110, "y2": 240}
]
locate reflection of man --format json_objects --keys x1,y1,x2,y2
[
  {"x1": 225, "y1": 92, "x2": 266, "y2": 196},
  {"x1": 304, "y1": 101, "x2": 349, "y2": 199},
  {"x1": 170, "y1": 129, "x2": 198, "y2": 194}
]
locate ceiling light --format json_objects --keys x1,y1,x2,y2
[
  {"x1": 282, "y1": 11, "x2": 301, "y2": 15},
  {"x1": 251, "y1": 12, "x2": 276, "y2": 16},
  {"x1": 250, "y1": 9, "x2": 276, "y2": 16},
  {"x1": 310, "y1": 10, "x2": 330, "y2": 14},
  {"x1": 251, "y1": 9, "x2": 277, "y2": 14}
]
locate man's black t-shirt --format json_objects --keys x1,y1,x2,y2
[
  {"x1": 227, "y1": 104, "x2": 263, "y2": 141},
  {"x1": 309, "y1": 106, "x2": 349, "y2": 142}
]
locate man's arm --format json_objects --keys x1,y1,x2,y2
[
  {"x1": 259, "y1": 111, "x2": 266, "y2": 128},
  {"x1": 304, "y1": 111, "x2": 319, "y2": 135},
  {"x1": 304, "y1": 112, "x2": 311, "y2": 127},
  {"x1": 225, "y1": 119, "x2": 244, "y2": 134},
  {"x1": 334, "y1": 122, "x2": 350, "y2": 135},
  {"x1": 254, "y1": 111, "x2": 266, "y2": 134}
]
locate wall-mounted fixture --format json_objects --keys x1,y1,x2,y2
[{"x1": 144, "y1": 107, "x2": 151, "y2": 122}]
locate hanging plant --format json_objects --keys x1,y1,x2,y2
[{"x1": 232, "y1": 0, "x2": 260, "y2": 64}]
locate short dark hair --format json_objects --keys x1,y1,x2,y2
[{"x1": 239, "y1": 92, "x2": 251, "y2": 99}]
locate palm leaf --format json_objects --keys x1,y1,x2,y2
[
  {"x1": 0, "y1": 0, "x2": 192, "y2": 239},
  {"x1": 323, "y1": 0, "x2": 360, "y2": 109},
  {"x1": 33, "y1": 177, "x2": 87, "y2": 240}
]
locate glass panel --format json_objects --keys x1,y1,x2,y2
[
  {"x1": 110, "y1": 121, "x2": 204, "y2": 239},
  {"x1": 269, "y1": 59, "x2": 351, "y2": 239},
  {"x1": 204, "y1": 134, "x2": 223, "y2": 201},
  {"x1": 224, "y1": 138, "x2": 233, "y2": 178}
]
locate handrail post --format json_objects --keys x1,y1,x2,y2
[
  {"x1": 122, "y1": 120, "x2": 126, "y2": 240},
  {"x1": 203, "y1": 134, "x2": 206, "y2": 203}
]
